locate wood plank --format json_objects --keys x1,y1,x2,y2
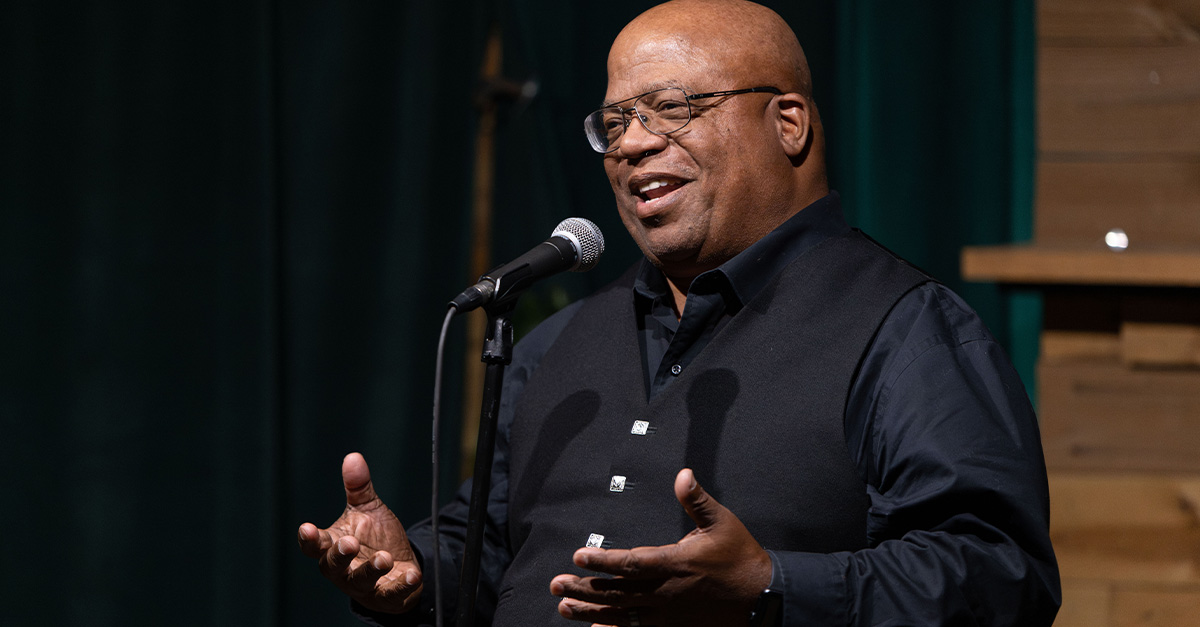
[
  {"x1": 1048, "y1": 473, "x2": 1200, "y2": 584},
  {"x1": 1039, "y1": 362, "x2": 1200, "y2": 472},
  {"x1": 1043, "y1": 330, "x2": 1121, "y2": 362},
  {"x1": 1053, "y1": 526, "x2": 1200, "y2": 583},
  {"x1": 961, "y1": 244, "x2": 1200, "y2": 287},
  {"x1": 1035, "y1": 161, "x2": 1200, "y2": 247},
  {"x1": 1049, "y1": 473, "x2": 1200, "y2": 529},
  {"x1": 1040, "y1": 0, "x2": 1200, "y2": 46},
  {"x1": 1056, "y1": 579, "x2": 1113, "y2": 627},
  {"x1": 1039, "y1": 46, "x2": 1200, "y2": 156},
  {"x1": 1121, "y1": 322, "x2": 1200, "y2": 367},
  {"x1": 1113, "y1": 586, "x2": 1200, "y2": 626}
]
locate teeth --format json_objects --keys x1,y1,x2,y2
[{"x1": 638, "y1": 179, "x2": 673, "y2": 194}]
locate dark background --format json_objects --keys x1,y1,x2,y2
[{"x1": 0, "y1": 1, "x2": 1036, "y2": 624}]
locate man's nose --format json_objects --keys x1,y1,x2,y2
[{"x1": 617, "y1": 114, "x2": 669, "y2": 158}]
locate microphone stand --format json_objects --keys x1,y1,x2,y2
[{"x1": 454, "y1": 301, "x2": 514, "y2": 627}]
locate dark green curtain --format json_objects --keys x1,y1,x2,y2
[
  {"x1": 0, "y1": 1, "x2": 1034, "y2": 625},
  {"x1": 2, "y1": 2, "x2": 485, "y2": 625}
]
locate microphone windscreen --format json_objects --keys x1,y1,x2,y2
[{"x1": 552, "y1": 218, "x2": 605, "y2": 272}]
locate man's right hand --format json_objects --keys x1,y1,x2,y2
[{"x1": 298, "y1": 452, "x2": 424, "y2": 614}]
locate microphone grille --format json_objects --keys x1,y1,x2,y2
[{"x1": 552, "y1": 217, "x2": 605, "y2": 272}]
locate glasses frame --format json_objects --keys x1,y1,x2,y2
[{"x1": 585, "y1": 86, "x2": 782, "y2": 154}]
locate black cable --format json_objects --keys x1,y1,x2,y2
[{"x1": 431, "y1": 306, "x2": 458, "y2": 627}]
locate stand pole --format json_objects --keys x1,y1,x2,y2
[{"x1": 454, "y1": 307, "x2": 513, "y2": 627}]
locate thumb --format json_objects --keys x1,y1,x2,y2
[
  {"x1": 342, "y1": 452, "x2": 380, "y2": 506},
  {"x1": 675, "y1": 468, "x2": 726, "y2": 530}
]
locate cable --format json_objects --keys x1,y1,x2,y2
[{"x1": 431, "y1": 305, "x2": 457, "y2": 627}]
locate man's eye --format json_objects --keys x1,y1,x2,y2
[
  {"x1": 601, "y1": 113, "x2": 627, "y2": 132},
  {"x1": 655, "y1": 100, "x2": 689, "y2": 119}
]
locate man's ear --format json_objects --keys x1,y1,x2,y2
[{"x1": 774, "y1": 93, "x2": 810, "y2": 158}]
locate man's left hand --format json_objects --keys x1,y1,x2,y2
[{"x1": 550, "y1": 468, "x2": 773, "y2": 627}]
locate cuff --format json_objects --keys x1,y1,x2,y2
[{"x1": 765, "y1": 550, "x2": 853, "y2": 626}]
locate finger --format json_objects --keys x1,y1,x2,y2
[
  {"x1": 344, "y1": 550, "x2": 393, "y2": 593},
  {"x1": 319, "y1": 534, "x2": 361, "y2": 577},
  {"x1": 551, "y1": 573, "x2": 665, "y2": 606},
  {"x1": 384, "y1": 566, "x2": 423, "y2": 594},
  {"x1": 674, "y1": 468, "x2": 724, "y2": 530},
  {"x1": 558, "y1": 597, "x2": 654, "y2": 626},
  {"x1": 297, "y1": 522, "x2": 334, "y2": 560},
  {"x1": 369, "y1": 563, "x2": 424, "y2": 607},
  {"x1": 573, "y1": 545, "x2": 682, "y2": 579},
  {"x1": 549, "y1": 573, "x2": 581, "y2": 596},
  {"x1": 342, "y1": 452, "x2": 380, "y2": 506}
]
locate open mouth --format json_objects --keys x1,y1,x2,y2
[{"x1": 634, "y1": 178, "x2": 688, "y2": 203}]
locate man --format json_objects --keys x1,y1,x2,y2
[{"x1": 298, "y1": 1, "x2": 1061, "y2": 625}]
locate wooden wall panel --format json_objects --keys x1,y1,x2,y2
[
  {"x1": 1040, "y1": 0, "x2": 1200, "y2": 46},
  {"x1": 1035, "y1": 161, "x2": 1200, "y2": 245},
  {"x1": 1049, "y1": 473, "x2": 1200, "y2": 585},
  {"x1": 1049, "y1": 473, "x2": 1200, "y2": 530},
  {"x1": 1055, "y1": 579, "x2": 1113, "y2": 627},
  {"x1": 1039, "y1": 45, "x2": 1200, "y2": 156},
  {"x1": 1040, "y1": 362, "x2": 1200, "y2": 472},
  {"x1": 1112, "y1": 587, "x2": 1200, "y2": 626},
  {"x1": 1043, "y1": 330, "x2": 1121, "y2": 362},
  {"x1": 1121, "y1": 322, "x2": 1200, "y2": 367},
  {"x1": 1052, "y1": 517, "x2": 1200, "y2": 584},
  {"x1": 1029, "y1": 3, "x2": 1200, "y2": 625}
]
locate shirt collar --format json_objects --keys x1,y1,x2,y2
[{"x1": 633, "y1": 192, "x2": 850, "y2": 311}]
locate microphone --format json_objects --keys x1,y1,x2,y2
[{"x1": 450, "y1": 217, "x2": 605, "y2": 312}]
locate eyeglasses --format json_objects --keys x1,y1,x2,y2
[{"x1": 584, "y1": 86, "x2": 782, "y2": 153}]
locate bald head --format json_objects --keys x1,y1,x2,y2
[{"x1": 611, "y1": 0, "x2": 813, "y2": 99}]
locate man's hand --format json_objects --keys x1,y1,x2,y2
[
  {"x1": 297, "y1": 452, "x2": 423, "y2": 614},
  {"x1": 550, "y1": 468, "x2": 772, "y2": 627}
]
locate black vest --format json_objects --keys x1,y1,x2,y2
[{"x1": 493, "y1": 231, "x2": 929, "y2": 625}]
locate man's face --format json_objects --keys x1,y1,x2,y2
[{"x1": 603, "y1": 33, "x2": 793, "y2": 279}]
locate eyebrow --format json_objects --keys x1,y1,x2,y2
[{"x1": 600, "y1": 81, "x2": 691, "y2": 107}]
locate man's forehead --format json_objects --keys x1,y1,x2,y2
[{"x1": 604, "y1": 35, "x2": 726, "y2": 104}]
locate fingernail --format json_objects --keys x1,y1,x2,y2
[
  {"x1": 405, "y1": 570, "x2": 419, "y2": 585},
  {"x1": 336, "y1": 540, "x2": 351, "y2": 556}
]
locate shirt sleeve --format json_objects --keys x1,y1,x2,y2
[{"x1": 768, "y1": 283, "x2": 1061, "y2": 626}]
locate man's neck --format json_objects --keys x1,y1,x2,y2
[{"x1": 666, "y1": 276, "x2": 689, "y2": 319}]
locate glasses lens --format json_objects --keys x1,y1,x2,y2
[
  {"x1": 585, "y1": 106, "x2": 627, "y2": 153},
  {"x1": 635, "y1": 88, "x2": 690, "y2": 135}
]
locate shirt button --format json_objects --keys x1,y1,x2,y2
[{"x1": 670, "y1": 364, "x2": 682, "y2": 375}]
